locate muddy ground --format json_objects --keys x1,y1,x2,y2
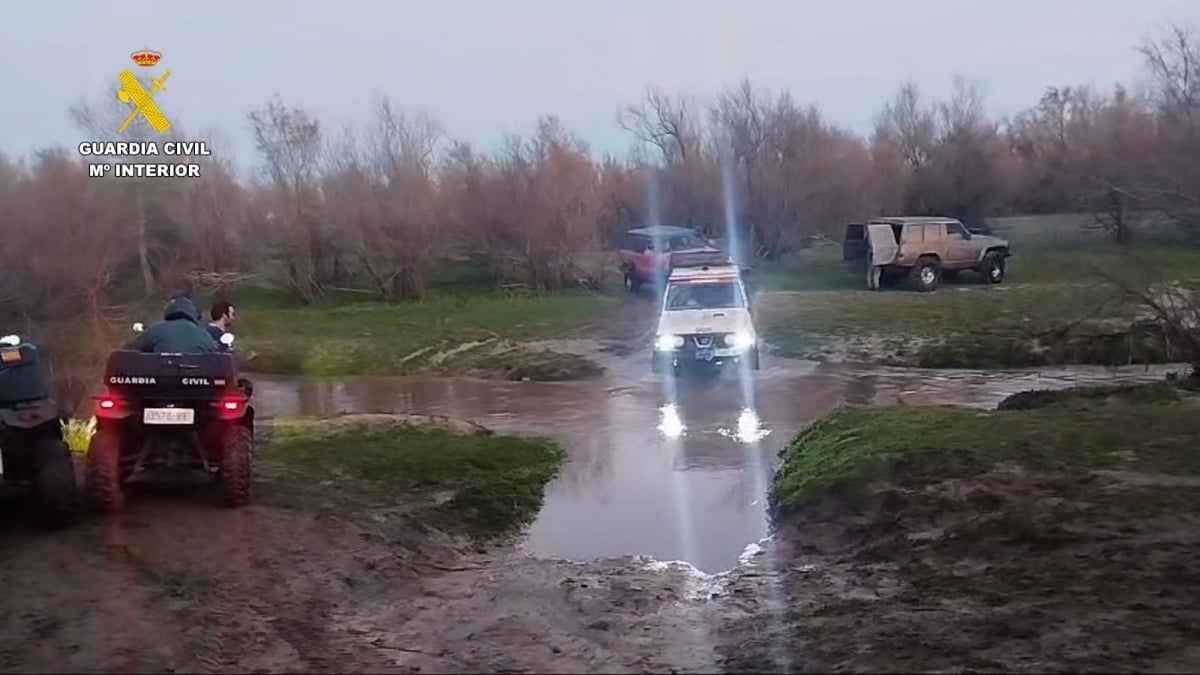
[
  {"x1": 8, "y1": 460, "x2": 1196, "y2": 673},
  {"x1": 3, "y1": 293, "x2": 1198, "y2": 673},
  {"x1": 0, "y1": 488, "x2": 725, "y2": 673},
  {"x1": 718, "y1": 467, "x2": 1200, "y2": 673}
]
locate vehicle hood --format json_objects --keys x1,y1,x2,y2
[
  {"x1": 973, "y1": 234, "x2": 1009, "y2": 249},
  {"x1": 657, "y1": 308, "x2": 755, "y2": 336}
]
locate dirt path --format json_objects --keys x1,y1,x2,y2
[
  {"x1": 6, "y1": 437, "x2": 1199, "y2": 671},
  {"x1": 0, "y1": 496, "x2": 729, "y2": 674}
]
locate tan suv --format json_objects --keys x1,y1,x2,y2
[{"x1": 843, "y1": 217, "x2": 1011, "y2": 292}]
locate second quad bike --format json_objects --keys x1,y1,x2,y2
[
  {"x1": 85, "y1": 331, "x2": 256, "y2": 511},
  {"x1": 0, "y1": 334, "x2": 79, "y2": 528}
]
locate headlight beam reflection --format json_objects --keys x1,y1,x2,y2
[
  {"x1": 724, "y1": 151, "x2": 792, "y2": 671},
  {"x1": 658, "y1": 403, "x2": 685, "y2": 439}
]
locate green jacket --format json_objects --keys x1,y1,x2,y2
[{"x1": 126, "y1": 296, "x2": 219, "y2": 354}]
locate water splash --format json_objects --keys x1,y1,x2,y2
[
  {"x1": 717, "y1": 407, "x2": 772, "y2": 444},
  {"x1": 658, "y1": 403, "x2": 685, "y2": 438}
]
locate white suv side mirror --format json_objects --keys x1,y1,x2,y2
[
  {"x1": 132, "y1": 322, "x2": 144, "y2": 333},
  {"x1": 220, "y1": 332, "x2": 235, "y2": 347}
]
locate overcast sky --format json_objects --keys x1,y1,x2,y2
[{"x1": 2, "y1": 0, "x2": 1196, "y2": 173}]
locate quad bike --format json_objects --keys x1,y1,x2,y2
[
  {"x1": 0, "y1": 334, "x2": 80, "y2": 528},
  {"x1": 85, "y1": 328, "x2": 255, "y2": 511}
]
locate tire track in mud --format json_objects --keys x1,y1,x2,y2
[
  {"x1": 0, "y1": 501, "x2": 418, "y2": 673},
  {"x1": 337, "y1": 551, "x2": 726, "y2": 674}
]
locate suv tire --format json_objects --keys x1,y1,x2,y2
[
  {"x1": 980, "y1": 253, "x2": 1006, "y2": 284},
  {"x1": 910, "y1": 257, "x2": 942, "y2": 292},
  {"x1": 749, "y1": 347, "x2": 761, "y2": 370}
]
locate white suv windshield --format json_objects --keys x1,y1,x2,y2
[{"x1": 665, "y1": 282, "x2": 746, "y2": 310}]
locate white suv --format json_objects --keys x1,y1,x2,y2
[{"x1": 651, "y1": 261, "x2": 760, "y2": 374}]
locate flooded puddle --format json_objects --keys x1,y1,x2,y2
[{"x1": 249, "y1": 359, "x2": 1179, "y2": 573}]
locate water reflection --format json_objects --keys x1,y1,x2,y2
[
  {"x1": 249, "y1": 360, "x2": 1180, "y2": 572},
  {"x1": 658, "y1": 403, "x2": 685, "y2": 438}
]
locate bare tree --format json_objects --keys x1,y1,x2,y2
[
  {"x1": 325, "y1": 98, "x2": 443, "y2": 299},
  {"x1": 248, "y1": 96, "x2": 328, "y2": 302},
  {"x1": 619, "y1": 86, "x2": 714, "y2": 231},
  {"x1": 70, "y1": 89, "x2": 181, "y2": 295},
  {"x1": 1140, "y1": 23, "x2": 1200, "y2": 133}
]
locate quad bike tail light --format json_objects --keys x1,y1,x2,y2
[
  {"x1": 95, "y1": 395, "x2": 122, "y2": 418},
  {"x1": 215, "y1": 396, "x2": 246, "y2": 419}
]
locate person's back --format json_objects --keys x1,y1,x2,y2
[{"x1": 128, "y1": 296, "x2": 220, "y2": 354}]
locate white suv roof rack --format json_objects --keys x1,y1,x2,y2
[
  {"x1": 668, "y1": 264, "x2": 742, "y2": 283},
  {"x1": 668, "y1": 250, "x2": 731, "y2": 270}
]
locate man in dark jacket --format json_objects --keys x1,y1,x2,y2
[{"x1": 127, "y1": 296, "x2": 220, "y2": 353}]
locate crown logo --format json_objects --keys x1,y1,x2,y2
[{"x1": 131, "y1": 47, "x2": 162, "y2": 67}]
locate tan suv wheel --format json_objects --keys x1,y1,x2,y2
[
  {"x1": 910, "y1": 257, "x2": 942, "y2": 292},
  {"x1": 981, "y1": 254, "x2": 1006, "y2": 284}
]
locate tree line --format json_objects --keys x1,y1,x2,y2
[{"x1": 1, "y1": 22, "x2": 1198, "y2": 329}]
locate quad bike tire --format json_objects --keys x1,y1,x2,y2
[
  {"x1": 33, "y1": 436, "x2": 80, "y2": 528},
  {"x1": 216, "y1": 425, "x2": 253, "y2": 507},
  {"x1": 85, "y1": 428, "x2": 125, "y2": 512}
]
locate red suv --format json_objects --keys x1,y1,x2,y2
[{"x1": 618, "y1": 226, "x2": 720, "y2": 292}]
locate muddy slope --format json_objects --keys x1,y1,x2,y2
[{"x1": 716, "y1": 466, "x2": 1200, "y2": 673}]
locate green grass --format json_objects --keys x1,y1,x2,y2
[
  {"x1": 754, "y1": 242, "x2": 1200, "y2": 368},
  {"x1": 753, "y1": 380, "x2": 1200, "y2": 672},
  {"x1": 257, "y1": 417, "x2": 566, "y2": 538},
  {"x1": 769, "y1": 382, "x2": 1200, "y2": 515},
  {"x1": 231, "y1": 289, "x2": 616, "y2": 376},
  {"x1": 110, "y1": 257, "x2": 616, "y2": 377},
  {"x1": 755, "y1": 241, "x2": 1200, "y2": 292}
]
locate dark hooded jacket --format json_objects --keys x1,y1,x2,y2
[{"x1": 126, "y1": 296, "x2": 220, "y2": 354}]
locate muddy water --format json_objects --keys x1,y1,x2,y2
[{"x1": 249, "y1": 359, "x2": 1179, "y2": 573}]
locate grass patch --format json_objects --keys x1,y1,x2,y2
[
  {"x1": 770, "y1": 382, "x2": 1200, "y2": 514},
  {"x1": 754, "y1": 242, "x2": 1200, "y2": 368},
  {"x1": 257, "y1": 417, "x2": 566, "y2": 538},
  {"x1": 746, "y1": 377, "x2": 1200, "y2": 673},
  {"x1": 233, "y1": 290, "x2": 616, "y2": 376},
  {"x1": 996, "y1": 380, "x2": 1191, "y2": 410}
]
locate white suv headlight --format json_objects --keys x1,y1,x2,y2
[
  {"x1": 724, "y1": 331, "x2": 755, "y2": 350},
  {"x1": 655, "y1": 334, "x2": 685, "y2": 351}
]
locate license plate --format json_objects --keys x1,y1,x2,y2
[
  {"x1": 0, "y1": 349, "x2": 19, "y2": 363},
  {"x1": 143, "y1": 407, "x2": 195, "y2": 425},
  {"x1": 695, "y1": 348, "x2": 714, "y2": 361}
]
